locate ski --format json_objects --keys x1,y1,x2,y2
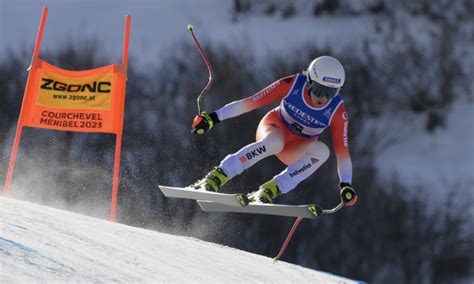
[
  {"x1": 197, "y1": 200, "x2": 341, "y2": 218},
  {"x1": 158, "y1": 185, "x2": 248, "y2": 207}
]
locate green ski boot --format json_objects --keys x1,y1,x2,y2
[
  {"x1": 192, "y1": 167, "x2": 229, "y2": 192},
  {"x1": 247, "y1": 179, "x2": 281, "y2": 204}
]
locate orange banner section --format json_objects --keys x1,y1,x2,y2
[
  {"x1": 4, "y1": 7, "x2": 131, "y2": 222},
  {"x1": 20, "y1": 60, "x2": 126, "y2": 134}
]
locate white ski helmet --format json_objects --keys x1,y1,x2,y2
[{"x1": 307, "y1": 56, "x2": 345, "y2": 98}]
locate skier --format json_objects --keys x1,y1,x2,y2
[{"x1": 190, "y1": 56, "x2": 357, "y2": 206}]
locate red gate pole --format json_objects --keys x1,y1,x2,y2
[
  {"x1": 4, "y1": 7, "x2": 48, "y2": 195},
  {"x1": 110, "y1": 135, "x2": 123, "y2": 222},
  {"x1": 3, "y1": 127, "x2": 24, "y2": 195},
  {"x1": 109, "y1": 15, "x2": 131, "y2": 222},
  {"x1": 121, "y1": 15, "x2": 131, "y2": 76}
]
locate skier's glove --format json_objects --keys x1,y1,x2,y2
[
  {"x1": 192, "y1": 111, "x2": 220, "y2": 135},
  {"x1": 340, "y1": 182, "x2": 358, "y2": 206}
]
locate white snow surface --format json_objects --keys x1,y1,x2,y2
[
  {"x1": 0, "y1": 2, "x2": 472, "y2": 280},
  {"x1": 0, "y1": 0, "x2": 374, "y2": 66},
  {"x1": 374, "y1": 98, "x2": 474, "y2": 201},
  {"x1": 0, "y1": 196, "x2": 357, "y2": 283}
]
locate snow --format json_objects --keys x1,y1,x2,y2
[
  {"x1": 0, "y1": 0, "x2": 374, "y2": 66},
  {"x1": 0, "y1": 1, "x2": 472, "y2": 281},
  {"x1": 375, "y1": 98, "x2": 474, "y2": 201},
  {"x1": 0, "y1": 196, "x2": 359, "y2": 283}
]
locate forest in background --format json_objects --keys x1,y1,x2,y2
[{"x1": 1, "y1": 1, "x2": 472, "y2": 282}]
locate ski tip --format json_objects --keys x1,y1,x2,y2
[{"x1": 187, "y1": 24, "x2": 193, "y2": 31}]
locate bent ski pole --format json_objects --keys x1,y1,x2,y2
[
  {"x1": 272, "y1": 202, "x2": 345, "y2": 263},
  {"x1": 187, "y1": 24, "x2": 214, "y2": 114},
  {"x1": 273, "y1": 216, "x2": 303, "y2": 263}
]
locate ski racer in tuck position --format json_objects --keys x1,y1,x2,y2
[{"x1": 191, "y1": 56, "x2": 357, "y2": 206}]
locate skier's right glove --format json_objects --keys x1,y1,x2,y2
[
  {"x1": 192, "y1": 111, "x2": 220, "y2": 135},
  {"x1": 340, "y1": 182, "x2": 358, "y2": 206}
]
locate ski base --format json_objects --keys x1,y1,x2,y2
[
  {"x1": 197, "y1": 200, "x2": 323, "y2": 218},
  {"x1": 158, "y1": 185, "x2": 248, "y2": 207}
]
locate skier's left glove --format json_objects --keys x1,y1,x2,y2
[
  {"x1": 192, "y1": 111, "x2": 220, "y2": 135},
  {"x1": 339, "y1": 182, "x2": 358, "y2": 206}
]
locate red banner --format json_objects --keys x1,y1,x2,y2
[
  {"x1": 20, "y1": 60, "x2": 125, "y2": 134},
  {"x1": 3, "y1": 7, "x2": 131, "y2": 222}
]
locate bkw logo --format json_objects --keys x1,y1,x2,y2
[{"x1": 239, "y1": 146, "x2": 266, "y2": 163}]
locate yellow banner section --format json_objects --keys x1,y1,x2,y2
[{"x1": 37, "y1": 71, "x2": 113, "y2": 110}]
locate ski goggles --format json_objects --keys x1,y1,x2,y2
[{"x1": 307, "y1": 78, "x2": 340, "y2": 98}]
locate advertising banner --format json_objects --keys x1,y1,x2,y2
[{"x1": 20, "y1": 60, "x2": 125, "y2": 134}]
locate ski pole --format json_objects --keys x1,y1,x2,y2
[
  {"x1": 272, "y1": 202, "x2": 345, "y2": 263},
  {"x1": 273, "y1": 217, "x2": 303, "y2": 263},
  {"x1": 187, "y1": 24, "x2": 214, "y2": 114}
]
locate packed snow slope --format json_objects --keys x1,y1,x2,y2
[{"x1": 0, "y1": 196, "x2": 358, "y2": 283}]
